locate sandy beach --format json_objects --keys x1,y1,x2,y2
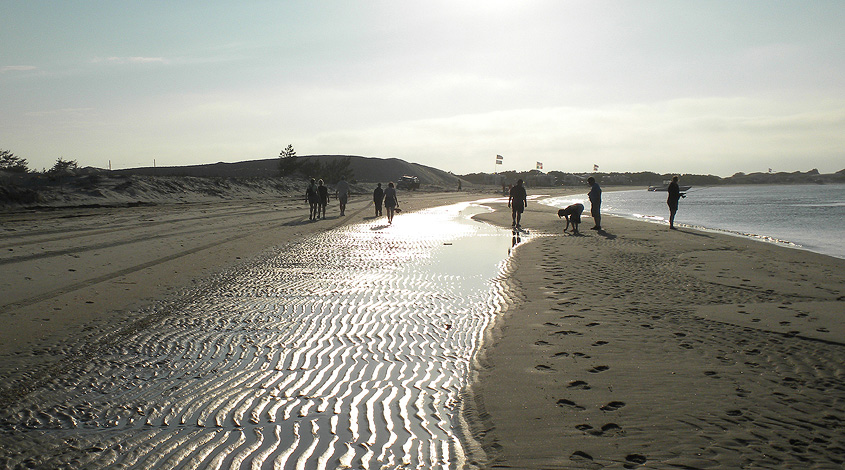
[
  {"x1": 468, "y1": 197, "x2": 845, "y2": 468},
  {"x1": 1, "y1": 187, "x2": 843, "y2": 468}
]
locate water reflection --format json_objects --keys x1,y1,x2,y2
[{"x1": 0, "y1": 202, "x2": 516, "y2": 469}]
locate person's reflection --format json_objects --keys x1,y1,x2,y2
[{"x1": 509, "y1": 228, "x2": 521, "y2": 254}]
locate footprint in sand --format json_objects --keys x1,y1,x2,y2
[
  {"x1": 600, "y1": 401, "x2": 626, "y2": 412},
  {"x1": 588, "y1": 365, "x2": 609, "y2": 373},
  {"x1": 570, "y1": 450, "x2": 593, "y2": 461},
  {"x1": 535, "y1": 364, "x2": 554, "y2": 371},
  {"x1": 557, "y1": 399, "x2": 585, "y2": 410},
  {"x1": 592, "y1": 340, "x2": 609, "y2": 346},
  {"x1": 600, "y1": 423, "x2": 622, "y2": 436},
  {"x1": 568, "y1": 380, "x2": 590, "y2": 390},
  {"x1": 625, "y1": 454, "x2": 647, "y2": 467},
  {"x1": 552, "y1": 330, "x2": 582, "y2": 336}
]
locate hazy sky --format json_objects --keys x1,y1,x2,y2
[{"x1": 2, "y1": 1, "x2": 843, "y2": 176}]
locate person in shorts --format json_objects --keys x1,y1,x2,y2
[{"x1": 508, "y1": 179, "x2": 527, "y2": 228}]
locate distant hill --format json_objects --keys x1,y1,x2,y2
[{"x1": 111, "y1": 155, "x2": 464, "y2": 190}]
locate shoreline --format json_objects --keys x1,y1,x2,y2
[{"x1": 466, "y1": 197, "x2": 845, "y2": 468}]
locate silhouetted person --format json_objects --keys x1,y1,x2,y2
[
  {"x1": 373, "y1": 183, "x2": 384, "y2": 217},
  {"x1": 587, "y1": 177, "x2": 602, "y2": 230},
  {"x1": 558, "y1": 203, "x2": 584, "y2": 234},
  {"x1": 508, "y1": 179, "x2": 527, "y2": 228},
  {"x1": 667, "y1": 175, "x2": 685, "y2": 230},
  {"x1": 384, "y1": 182, "x2": 399, "y2": 224},
  {"x1": 336, "y1": 178, "x2": 349, "y2": 216},
  {"x1": 306, "y1": 178, "x2": 319, "y2": 221},
  {"x1": 317, "y1": 179, "x2": 329, "y2": 219}
]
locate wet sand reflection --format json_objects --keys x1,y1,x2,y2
[{"x1": 0, "y1": 203, "x2": 517, "y2": 469}]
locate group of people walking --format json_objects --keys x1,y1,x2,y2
[
  {"x1": 305, "y1": 179, "x2": 400, "y2": 224},
  {"x1": 371, "y1": 182, "x2": 399, "y2": 223}
]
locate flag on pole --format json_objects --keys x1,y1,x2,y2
[
  {"x1": 495, "y1": 154, "x2": 503, "y2": 164},
  {"x1": 593, "y1": 164, "x2": 599, "y2": 172},
  {"x1": 536, "y1": 162, "x2": 543, "y2": 170}
]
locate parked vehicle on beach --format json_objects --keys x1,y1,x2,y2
[{"x1": 397, "y1": 175, "x2": 420, "y2": 190}]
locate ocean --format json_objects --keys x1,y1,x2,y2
[{"x1": 541, "y1": 183, "x2": 845, "y2": 260}]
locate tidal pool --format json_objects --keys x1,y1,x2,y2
[{"x1": 0, "y1": 202, "x2": 521, "y2": 469}]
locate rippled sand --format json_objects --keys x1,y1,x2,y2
[{"x1": 0, "y1": 203, "x2": 515, "y2": 469}]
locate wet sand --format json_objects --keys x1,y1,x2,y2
[
  {"x1": 468, "y1": 198, "x2": 845, "y2": 468},
  {"x1": 2, "y1": 188, "x2": 843, "y2": 468},
  {"x1": 0, "y1": 190, "x2": 481, "y2": 395}
]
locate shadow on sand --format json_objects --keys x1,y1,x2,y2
[{"x1": 596, "y1": 229, "x2": 617, "y2": 240}]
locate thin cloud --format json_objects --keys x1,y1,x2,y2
[
  {"x1": 92, "y1": 56, "x2": 168, "y2": 64},
  {"x1": 1, "y1": 65, "x2": 37, "y2": 73}
]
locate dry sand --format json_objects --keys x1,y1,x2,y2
[
  {"x1": 468, "y1": 196, "x2": 845, "y2": 468},
  {"x1": 2, "y1": 187, "x2": 843, "y2": 468}
]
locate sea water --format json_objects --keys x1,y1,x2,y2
[{"x1": 542, "y1": 183, "x2": 845, "y2": 260}]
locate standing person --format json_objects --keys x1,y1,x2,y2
[
  {"x1": 384, "y1": 182, "x2": 399, "y2": 224},
  {"x1": 335, "y1": 178, "x2": 349, "y2": 216},
  {"x1": 667, "y1": 175, "x2": 685, "y2": 230},
  {"x1": 508, "y1": 179, "x2": 527, "y2": 229},
  {"x1": 587, "y1": 176, "x2": 602, "y2": 231},
  {"x1": 306, "y1": 178, "x2": 319, "y2": 221},
  {"x1": 317, "y1": 179, "x2": 329, "y2": 219},
  {"x1": 373, "y1": 183, "x2": 384, "y2": 217}
]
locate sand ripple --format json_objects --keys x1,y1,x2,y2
[{"x1": 0, "y1": 204, "x2": 511, "y2": 469}]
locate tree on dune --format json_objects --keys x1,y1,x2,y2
[
  {"x1": 48, "y1": 157, "x2": 78, "y2": 176},
  {"x1": 0, "y1": 149, "x2": 29, "y2": 173},
  {"x1": 278, "y1": 144, "x2": 301, "y2": 177}
]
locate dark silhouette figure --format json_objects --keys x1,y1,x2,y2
[
  {"x1": 336, "y1": 178, "x2": 349, "y2": 216},
  {"x1": 384, "y1": 182, "x2": 399, "y2": 224},
  {"x1": 508, "y1": 179, "x2": 527, "y2": 228},
  {"x1": 667, "y1": 175, "x2": 685, "y2": 229},
  {"x1": 587, "y1": 177, "x2": 602, "y2": 231},
  {"x1": 558, "y1": 203, "x2": 584, "y2": 234},
  {"x1": 373, "y1": 183, "x2": 384, "y2": 217},
  {"x1": 317, "y1": 179, "x2": 329, "y2": 219},
  {"x1": 306, "y1": 178, "x2": 319, "y2": 221}
]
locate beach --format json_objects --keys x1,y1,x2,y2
[
  {"x1": 469, "y1": 197, "x2": 845, "y2": 468},
  {"x1": 1, "y1": 188, "x2": 844, "y2": 468}
]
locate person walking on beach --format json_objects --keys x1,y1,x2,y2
[
  {"x1": 335, "y1": 178, "x2": 349, "y2": 216},
  {"x1": 317, "y1": 179, "x2": 329, "y2": 219},
  {"x1": 306, "y1": 178, "x2": 319, "y2": 221},
  {"x1": 587, "y1": 177, "x2": 602, "y2": 231},
  {"x1": 384, "y1": 182, "x2": 399, "y2": 224},
  {"x1": 373, "y1": 183, "x2": 384, "y2": 217},
  {"x1": 667, "y1": 175, "x2": 685, "y2": 230},
  {"x1": 508, "y1": 179, "x2": 527, "y2": 229}
]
